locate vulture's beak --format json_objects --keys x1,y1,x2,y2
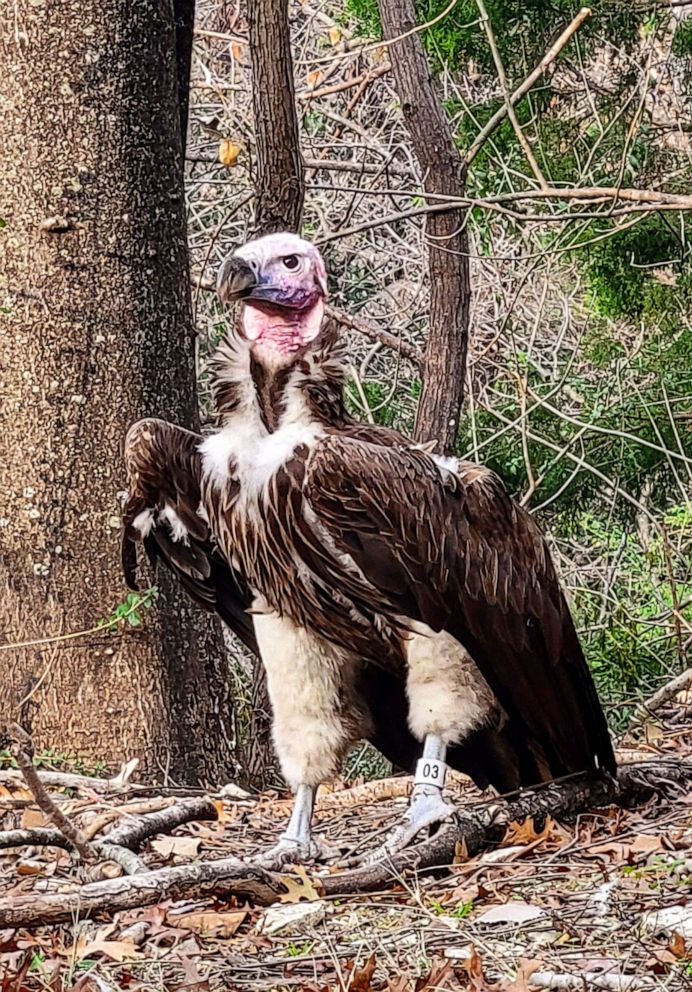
[{"x1": 217, "y1": 256, "x2": 257, "y2": 303}]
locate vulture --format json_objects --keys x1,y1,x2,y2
[{"x1": 122, "y1": 232, "x2": 615, "y2": 866}]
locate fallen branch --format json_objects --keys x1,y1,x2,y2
[
  {"x1": 0, "y1": 857, "x2": 285, "y2": 928},
  {"x1": 3, "y1": 759, "x2": 689, "y2": 927},
  {"x1": 0, "y1": 760, "x2": 139, "y2": 796},
  {"x1": 0, "y1": 797, "x2": 217, "y2": 856},
  {"x1": 628, "y1": 667, "x2": 692, "y2": 728},
  {"x1": 318, "y1": 759, "x2": 692, "y2": 896},
  {"x1": 101, "y1": 796, "x2": 217, "y2": 848},
  {"x1": 528, "y1": 972, "x2": 646, "y2": 991},
  {"x1": 7, "y1": 724, "x2": 99, "y2": 864}
]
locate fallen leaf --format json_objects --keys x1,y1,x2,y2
[
  {"x1": 328, "y1": 26, "x2": 341, "y2": 45},
  {"x1": 669, "y1": 932, "x2": 687, "y2": 958},
  {"x1": 75, "y1": 937, "x2": 141, "y2": 962},
  {"x1": 306, "y1": 69, "x2": 323, "y2": 89},
  {"x1": 171, "y1": 909, "x2": 246, "y2": 938},
  {"x1": 277, "y1": 865, "x2": 324, "y2": 903},
  {"x1": 349, "y1": 953, "x2": 376, "y2": 992},
  {"x1": 461, "y1": 946, "x2": 488, "y2": 990},
  {"x1": 150, "y1": 835, "x2": 200, "y2": 859},
  {"x1": 230, "y1": 40, "x2": 245, "y2": 62},
  {"x1": 415, "y1": 959, "x2": 454, "y2": 990},
  {"x1": 476, "y1": 902, "x2": 546, "y2": 926},
  {"x1": 259, "y1": 900, "x2": 326, "y2": 936},
  {"x1": 20, "y1": 808, "x2": 46, "y2": 829},
  {"x1": 218, "y1": 139, "x2": 240, "y2": 168}
]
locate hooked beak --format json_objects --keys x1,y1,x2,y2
[{"x1": 217, "y1": 255, "x2": 257, "y2": 304}]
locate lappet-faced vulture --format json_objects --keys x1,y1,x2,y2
[{"x1": 122, "y1": 232, "x2": 615, "y2": 866}]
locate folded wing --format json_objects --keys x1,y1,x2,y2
[
  {"x1": 305, "y1": 433, "x2": 615, "y2": 786},
  {"x1": 121, "y1": 418, "x2": 257, "y2": 653}
]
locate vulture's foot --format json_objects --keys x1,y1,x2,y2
[
  {"x1": 363, "y1": 785, "x2": 455, "y2": 864},
  {"x1": 250, "y1": 835, "x2": 336, "y2": 870}
]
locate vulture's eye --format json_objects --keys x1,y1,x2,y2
[{"x1": 282, "y1": 255, "x2": 300, "y2": 270}]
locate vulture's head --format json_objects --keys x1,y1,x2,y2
[{"x1": 217, "y1": 232, "x2": 328, "y2": 364}]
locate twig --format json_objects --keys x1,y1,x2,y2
[
  {"x1": 465, "y1": 7, "x2": 592, "y2": 165},
  {"x1": 0, "y1": 760, "x2": 139, "y2": 797},
  {"x1": 628, "y1": 667, "x2": 692, "y2": 728},
  {"x1": 326, "y1": 306, "x2": 423, "y2": 364},
  {"x1": 475, "y1": 0, "x2": 548, "y2": 189},
  {"x1": 300, "y1": 63, "x2": 391, "y2": 101},
  {"x1": 7, "y1": 724, "x2": 99, "y2": 864}
]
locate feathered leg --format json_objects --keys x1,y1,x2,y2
[
  {"x1": 251, "y1": 611, "x2": 371, "y2": 868},
  {"x1": 364, "y1": 624, "x2": 496, "y2": 862}
]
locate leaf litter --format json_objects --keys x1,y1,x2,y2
[{"x1": 0, "y1": 704, "x2": 690, "y2": 992}]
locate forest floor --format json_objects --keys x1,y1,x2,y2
[{"x1": 0, "y1": 694, "x2": 691, "y2": 992}]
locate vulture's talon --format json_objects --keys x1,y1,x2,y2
[
  {"x1": 250, "y1": 835, "x2": 337, "y2": 870},
  {"x1": 362, "y1": 787, "x2": 455, "y2": 864}
]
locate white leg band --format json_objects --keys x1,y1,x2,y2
[{"x1": 415, "y1": 757, "x2": 447, "y2": 788}]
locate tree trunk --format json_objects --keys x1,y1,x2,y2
[
  {"x1": 173, "y1": 0, "x2": 195, "y2": 154},
  {"x1": 248, "y1": 0, "x2": 305, "y2": 234},
  {"x1": 378, "y1": 0, "x2": 471, "y2": 453},
  {"x1": 237, "y1": 0, "x2": 307, "y2": 787},
  {"x1": 0, "y1": 0, "x2": 234, "y2": 786}
]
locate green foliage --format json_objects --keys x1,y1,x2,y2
[
  {"x1": 672, "y1": 16, "x2": 692, "y2": 57},
  {"x1": 99, "y1": 588, "x2": 158, "y2": 629},
  {"x1": 346, "y1": 0, "x2": 640, "y2": 73},
  {"x1": 583, "y1": 215, "x2": 691, "y2": 320},
  {"x1": 569, "y1": 509, "x2": 692, "y2": 723}
]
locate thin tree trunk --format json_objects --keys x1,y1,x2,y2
[
  {"x1": 238, "y1": 0, "x2": 307, "y2": 787},
  {"x1": 0, "y1": 0, "x2": 233, "y2": 785},
  {"x1": 248, "y1": 0, "x2": 305, "y2": 234},
  {"x1": 377, "y1": 0, "x2": 471, "y2": 452}
]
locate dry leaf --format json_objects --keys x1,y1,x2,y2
[
  {"x1": 502, "y1": 816, "x2": 568, "y2": 848},
  {"x1": 349, "y1": 953, "x2": 376, "y2": 992},
  {"x1": 150, "y1": 835, "x2": 200, "y2": 859},
  {"x1": 218, "y1": 139, "x2": 240, "y2": 168},
  {"x1": 20, "y1": 808, "x2": 46, "y2": 829},
  {"x1": 171, "y1": 909, "x2": 246, "y2": 938},
  {"x1": 669, "y1": 932, "x2": 687, "y2": 958},
  {"x1": 75, "y1": 937, "x2": 141, "y2": 962},
  {"x1": 476, "y1": 901, "x2": 546, "y2": 926},
  {"x1": 328, "y1": 26, "x2": 341, "y2": 45},
  {"x1": 277, "y1": 865, "x2": 324, "y2": 903},
  {"x1": 306, "y1": 69, "x2": 323, "y2": 89},
  {"x1": 230, "y1": 40, "x2": 245, "y2": 61},
  {"x1": 415, "y1": 959, "x2": 454, "y2": 990}
]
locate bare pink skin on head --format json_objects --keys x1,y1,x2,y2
[{"x1": 221, "y1": 232, "x2": 328, "y2": 364}]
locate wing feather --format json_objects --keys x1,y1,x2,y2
[
  {"x1": 121, "y1": 418, "x2": 257, "y2": 653},
  {"x1": 306, "y1": 433, "x2": 615, "y2": 785}
]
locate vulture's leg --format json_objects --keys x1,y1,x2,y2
[
  {"x1": 363, "y1": 734, "x2": 455, "y2": 862},
  {"x1": 249, "y1": 612, "x2": 369, "y2": 869},
  {"x1": 363, "y1": 625, "x2": 496, "y2": 862}
]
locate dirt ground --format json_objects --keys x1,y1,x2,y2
[{"x1": 0, "y1": 694, "x2": 690, "y2": 992}]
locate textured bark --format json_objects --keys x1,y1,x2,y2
[
  {"x1": 248, "y1": 0, "x2": 305, "y2": 234},
  {"x1": 240, "y1": 0, "x2": 307, "y2": 787},
  {"x1": 378, "y1": 0, "x2": 471, "y2": 452},
  {"x1": 173, "y1": 0, "x2": 195, "y2": 153},
  {"x1": 0, "y1": 0, "x2": 234, "y2": 785}
]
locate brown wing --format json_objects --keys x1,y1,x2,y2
[
  {"x1": 122, "y1": 418, "x2": 257, "y2": 653},
  {"x1": 305, "y1": 433, "x2": 615, "y2": 786}
]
